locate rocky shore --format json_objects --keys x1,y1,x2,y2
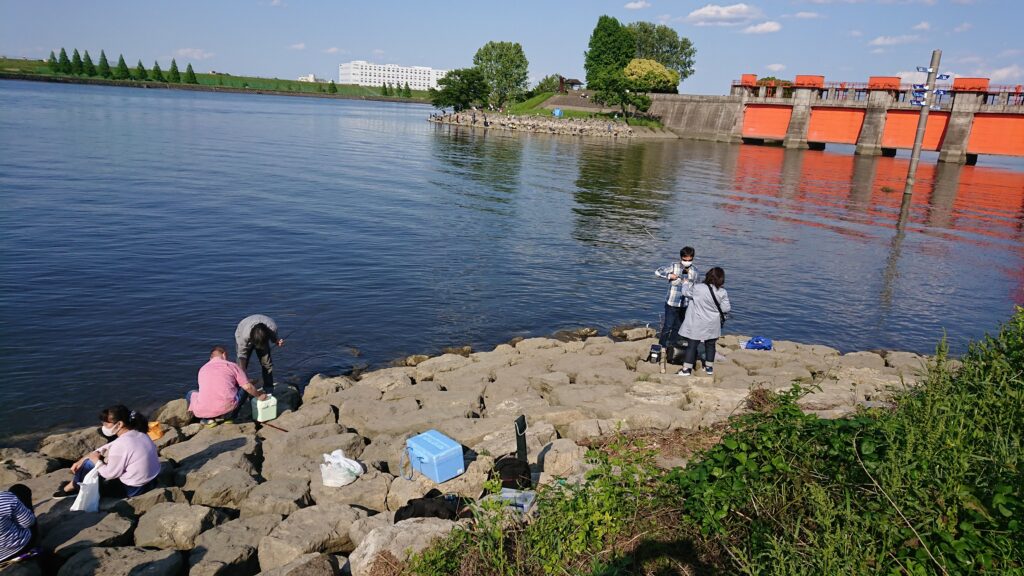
[
  {"x1": 0, "y1": 329, "x2": 931, "y2": 575},
  {"x1": 430, "y1": 111, "x2": 646, "y2": 138}
]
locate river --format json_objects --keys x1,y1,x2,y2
[{"x1": 1, "y1": 80, "x2": 1022, "y2": 442}]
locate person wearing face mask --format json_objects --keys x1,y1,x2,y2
[
  {"x1": 53, "y1": 405, "x2": 160, "y2": 499},
  {"x1": 653, "y1": 247, "x2": 698, "y2": 361}
]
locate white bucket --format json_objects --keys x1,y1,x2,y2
[{"x1": 252, "y1": 395, "x2": 278, "y2": 422}]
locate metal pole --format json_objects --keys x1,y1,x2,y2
[{"x1": 898, "y1": 49, "x2": 942, "y2": 230}]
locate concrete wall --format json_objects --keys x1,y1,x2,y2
[{"x1": 648, "y1": 94, "x2": 745, "y2": 143}]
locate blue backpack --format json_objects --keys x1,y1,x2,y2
[{"x1": 745, "y1": 336, "x2": 773, "y2": 350}]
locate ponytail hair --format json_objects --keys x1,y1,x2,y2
[{"x1": 100, "y1": 404, "x2": 150, "y2": 433}]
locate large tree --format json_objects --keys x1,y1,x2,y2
[
  {"x1": 624, "y1": 58, "x2": 680, "y2": 93},
  {"x1": 70, "y1": 49, "x2": 83, "y2": 75},
  {"x1": 328, "y1": 80, "x2": 338, "y2": 94},
  {"x1": 533, "y1": 74, "x2": 561, "y2": 94},
  {"x1": 57, "y1": 48, "x2": 71, "y2": 74},
  {"x1": 97, "y1": 50, "x2": 111, "y2": 78},
  {"x1": 184, "y1": 63, "x2": 198, "y2": 84},
  {"x1": 584, "y1": 16, "x2": 634, "y2": 88},
  {"x1": 114, "y1": 55, "x2": 130, "y2": 80},
  {"x1": 428, "y1": 67, "x2": 489, "y2": 112},
  {"x1": 626, "y1": 21, "x2": 696, "y2": 83},
  {"x1": 168, "y1": 59, "x2": 181, "y2": 83},
  {"x1": 472, "y1": 41, "x2": 529, "y2": 108},
  {"x1": 47, "y1": 51, "x2": 59, "y2": 73},
  {"x1": 151, "y1": 61, "x2": 166, "y2": 82},
  {"x1": 134, "y1": 60, "x2": 148, "y2": 81},
  {"x1": 82, "y1": 50, "x2": 97, "y2": 76}
]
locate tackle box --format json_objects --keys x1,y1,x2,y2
[{"x1": 406, "y1": 429, "x2": 464, "y2": 483}]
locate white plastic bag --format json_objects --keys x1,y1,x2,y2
[
  {"x1": 319, "y1": 449, "x2": 363, "y2": 487},
  {"x1": 70, "y1": 467, "x2": 101, "y2": 512}
]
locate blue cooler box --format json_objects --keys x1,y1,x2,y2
[{"x1": 406, "y1": 430, "x2": 464, "y2": 483}]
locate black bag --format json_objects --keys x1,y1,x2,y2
[
  {"x1": 494, "y1": 456, "x2": 532, "y2": 490},
  {"x1": 394, "y1": 489, "x2": 470, "y2": 523}
]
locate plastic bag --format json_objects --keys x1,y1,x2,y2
[
  {"x1": 745, "y1": 336, "x2": 773, "y2": 351},
  {"x1": 319, "y1": 449, "x2": 363, "y2": 487},
  {"x1": 70, "y1": 467, "x2": 101, "y2": 512}
]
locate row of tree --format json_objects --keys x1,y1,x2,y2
[
  {"x1": 380, "y1": 82, "x2": 413, "y2": 98},
  {"x1": 46, "y1": 48, "x2": 199, "y2": 84},
  {"x1": 585, "y1": 16, "x2": 696, "y2": 114}
]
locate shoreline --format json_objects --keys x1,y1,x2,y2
[
  {"x1": 429, "y1": 110, "x2": 679, "y2": 139},
  {"x1": 0, "y1": 72, "x2": 431, "y2": 105}
]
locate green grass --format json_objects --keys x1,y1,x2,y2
[
  {"x1": 0, "y1": 57, "x2": 430, "y2": 101},
  {"x1": 503, "y1": 91, "x2": 664, "y2": 129},
  {"x1": 408, "y1": 308, "x2": 1024, "y2": 575}
]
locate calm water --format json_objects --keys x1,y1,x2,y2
[{"x1": 1, "y1": 80, "x2": 1022, "y2": 441}]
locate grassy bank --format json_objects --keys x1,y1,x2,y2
[
  {"x1": 406, "y1": 309, "x2": 1023, "y2": 575},
  {"x1": 0, "y1": 57, "x2": 430, "y2": 102},
  {"x1": 505, "y1": 92, "x2": 664, "y2": 129}
]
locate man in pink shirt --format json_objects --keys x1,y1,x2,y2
[{"x1": 188, "y1": 345, "x2": 267, "y2": 423}]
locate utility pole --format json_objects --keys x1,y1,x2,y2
[{"x1": 897, "y1": 49, "x2": 942, "y2": 230}]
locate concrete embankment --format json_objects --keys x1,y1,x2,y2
[
  {"x1": 1, "y1": 329, "x2": 929, "y2": 574},
  {"x1": 430, "y1": 111, "x2": 678, "y2": 139}
]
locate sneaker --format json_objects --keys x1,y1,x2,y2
[
  {"x1": 200, "y1": 418, "x2": 219, "y2": 428},
  {"x1": 705, "y1": 366, "x2": 714, "y2": 375},
  {"x1": 676, "y1": 368, "x2": 692, "y2": 377},
  {"x1": 52, "y1": 486, "x2": 78, "y2": 498}
]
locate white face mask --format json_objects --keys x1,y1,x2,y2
[
  {"x1": 681, "y1": 260, "x2": 694, "y2": 268},
  {"x1": 101, "y1": 423, "x2": 121, "y2": 438}
]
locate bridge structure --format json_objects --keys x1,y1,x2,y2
[{"x1": 648, "y1": 74, "x2": 1024, "y2": 164}]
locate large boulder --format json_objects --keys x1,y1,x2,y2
[
  {"x1": 304, "y1": 374, "x2": 355, "y2": 402},
  {"x1": 348, "y1": 513, "x2": 394, "y2": 549},
  {"x1": 356, "y1": 366, "x2": 416, "y2": 393},
  {"x1": 134, "y1": 502, "x2": 224, "y2": 550},
  {"x1": 257, "y1": 503, "x2": 367, "y2": 571},
  {"x1": 37, "y1": 427, "x2": 101, "y2": 462},
  {"x1": 310, "y1": 469, "x2": 392, "y2": 512},
  {"x1": 191, "y1": 468, "x2": 259, "y2": 509},
  {"x1": 40, "y1": 510, "x2": 135, "y2": 560},
  {"x1": 347, "y1": 518, "x2": 457, "y2": 576},
  {"x1": 57, "y1": 547, "x2": 183, "y2": 576},
  {"x1": 385, "y1": 455, "x2": 493, "y2": 511},
  {"x1": 240, "y1": 479, "x2": 312, "y2": 517},
  {"x1": 151, "y1": 398, "x2": 193, "y2": 428},
  {"x1": 104, "y1": 487, "x2": 189, "y2": 517},
  {"x1": 258, "y1": 553, "x2": 339, "y2": 576},
  {"x1": 837, "y1": 351, "x2": 885, "y2": 370},
  {"x1": 267, "y1": 404, "x2": 336, "y2": 432},
  {"x1": 189, "y1": 513, "x2": 283, "y2": 576},
  {"x1": 413, "y1": 354, "x2": 474, "y2": 382},
  {"x1": 0, "y1": 448, "x2": 61, "y2": 478},
  {"x1": 538, "y1": 439, "x2": 588, "y2": 478}
]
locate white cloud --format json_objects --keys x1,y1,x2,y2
[
  {"x1": 793, "y1": 11, "x2": 823, "y2": 18},
  {"x1": 656, "y1": 13, "x2": 673, "y2": 24},
  {"x1": 686, "y1": 3, "x2": 763, "y2": 26},
  {"x1": 766, "y1": 63, "x2": 786, "y2": 72},
  {"x1": 270, "y1": 0, "x2": 285, "y2": 5},
  {"x1": 624, "y1": 0, "x2": 651, "y2": 9},
  {"x1": 912, "y1": 21, "x2": 930, "y2": 30},
  {"x1": 988, "y1": 64, "x2": 1023, "y2": 83},
  {"x1": 999, "y1": 49, "x2": 1022, "y2": 59},
  {"x1": 323, "y1": 47, "x2": 349, "y2": 55},
  {"x1": 743, "y1": 21, "x2": 782, "y2": 34},
  {"x1": 868, "y1": 34, "x2": 920, "y2": 46},
  {"x1": 288, "y1": 42, "x2": 305, "y2": 50},
  {"x1": 954, "y1": 22, "x2": 972, "y2": 33},
  {"x1": 175, "y1": 48, "x2": 214, "y2": 60},
  {"x1": 848, "y1": 30, "x2": 863, "y2": 37}
]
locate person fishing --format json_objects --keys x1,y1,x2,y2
[
  {"x1": 653, "y1": 246, "x2": 698, "y2": 362},
  {"x1": 235, "y1": 314, "x2": 285, "y2": 393}
]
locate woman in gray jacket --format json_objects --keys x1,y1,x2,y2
[{"x1": 677, "y1": 267, "x2": 731, "y2": 376}]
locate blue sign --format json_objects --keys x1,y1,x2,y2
[{"x1": 552, "y1": 108, "x2": 563, "y2": 118}]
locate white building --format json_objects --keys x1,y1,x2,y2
[
  {"x1": 297, "y1": 73, "x2": 325, "y2": 83},
  {"x1": 338, "y1": 60, "x2": 448, "y2": 91}
]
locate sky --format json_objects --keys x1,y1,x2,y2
[{"x1": 1, "y1": 0, "x2": 1021, "y2": 94}]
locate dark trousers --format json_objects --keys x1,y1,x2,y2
[
  {"x1": 684, "y1": 338, "x2": 717, "y2": 367},
  {"x1": 659, "y1": 304, "x2": 685, "y2": 348},
  {"x1": 242, "y1": 345, "x2": 274, "y2": 390}
]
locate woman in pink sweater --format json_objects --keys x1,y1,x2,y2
[{"x1": 54, "y1": 405, "x2": 160, "y2": 499}]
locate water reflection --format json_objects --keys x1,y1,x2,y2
[{"x1": 430, "y1": 125, "x2": 523, "y2": 214}]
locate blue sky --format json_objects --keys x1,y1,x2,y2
[{"x1": 1, "y1": 0, "x2": 1020, "y2": 94}]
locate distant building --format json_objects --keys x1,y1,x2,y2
[
  {"x1": 297, "y1": 73, "x2": 325, "y2": 83},
  {"x1": 338, "y1": 60, "x2": 448, "y2": 91}
]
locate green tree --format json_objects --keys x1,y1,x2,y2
[
  {"x1": 168, "y1": 59, "x2": 181, "y2": 83},
  {"x1": 626, "y1": 21, "x2": 696, "y2": 83},
  {"x1": 82, "y1": 50, "x2": 97, "y2": 77},
  {"x1": 472, "y1": 40, "x2": 529, "y2": 108},
  {"x1": 533, "y1": 74, "x2": 561, "y2": 94},
  {"x1": 624, "y1": 58, "x2": 680, "y2": 93},
  {"x1": 135, "y1": 60, "x2": 148, "y2": 81},
  {"x1": 114, "y1": 55, "x2": 130, "y2": 80},
  {"x1": 428, "y1": 67, "x2": 489, "y2": 112},
  {"x1": 401, "y1": 81, "x2": 411, "y2": 98},
  {"x1": 584, "y1": 16, "x2": 633, "y2": 88},
  {"x1": 380, "y1": 82, "x2": 388, "y2": 96},
  {"x1": 97, "y1": 50, "x2": 111, "y2": 78},
  {"x1": 328, "y1": 80, "x2": 338, "y2": 93},
  {"x1": 47, "y1": 51, "x2": 59, "y2": 73},
  {"x1": 184, "y1": 63, "x2": 198, "y2": 84},
  {"x1": 58, "y1": 48, "x2": 71, "y2": 74},
  {"x1": 70, "y1": 49, "x2": 83, "y2": 75},
  {"x1": 151, "y1": 61, "x2": 166, "y2": 82}
]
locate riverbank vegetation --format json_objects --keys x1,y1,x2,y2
[
  {"x1": 1, "y1": 52, "x2": 430, "y2": 101},
  {"x1": 406, "y1": 309, "x2": 1023, "y2": 575}
]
